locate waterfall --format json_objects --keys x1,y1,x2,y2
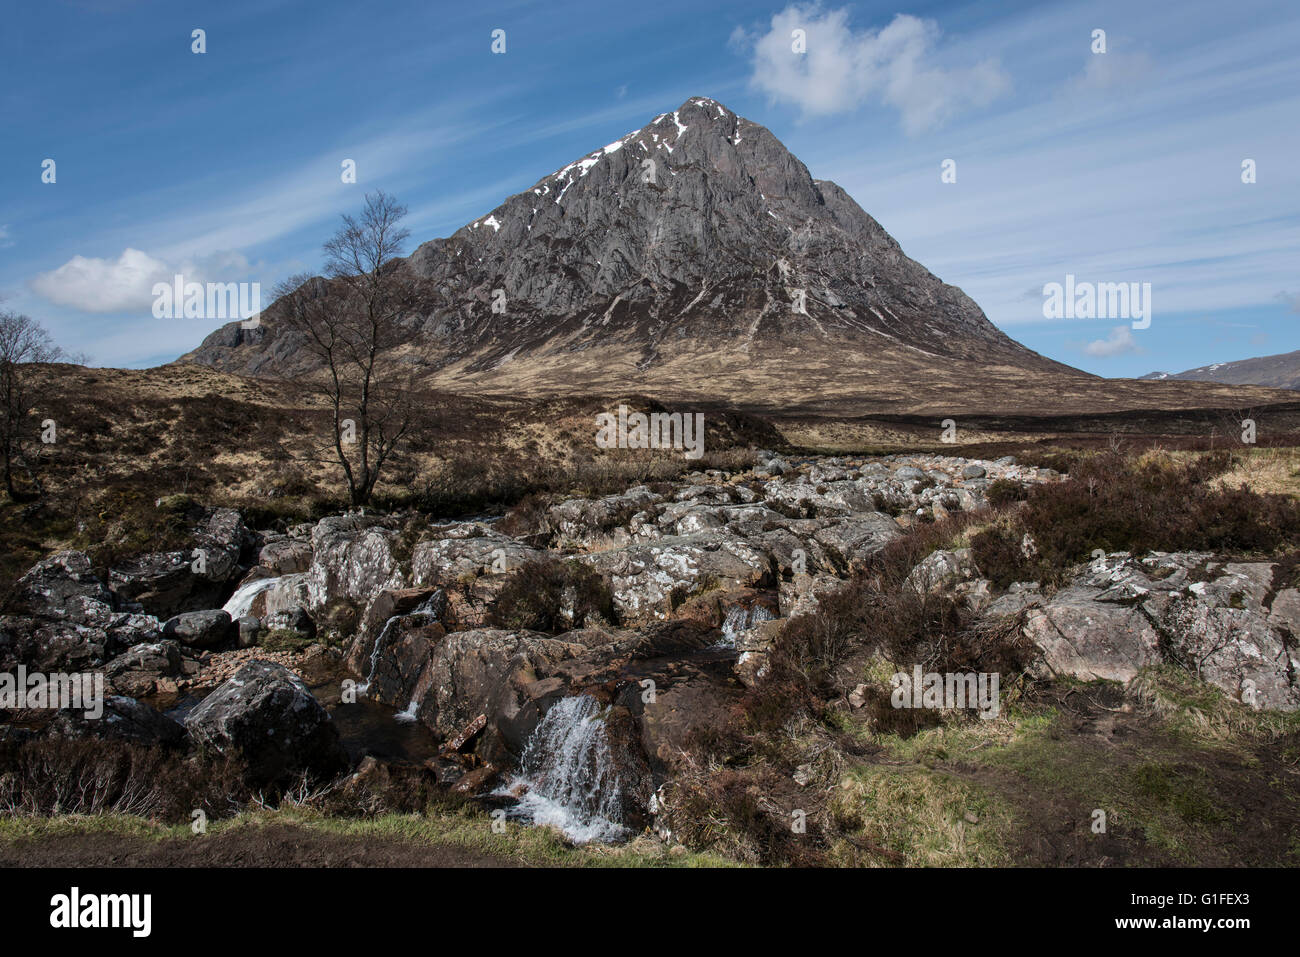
[
  {"x1": 717, "y1": 602, "x2": 775, "y2": 648},
  {"x1": 222, "y1": 577, "x2": 280, "y2": 619},
  {"x1": 498, "y1": 695, "x2": 628, "y2": 844},
  {"x1": 358, "y1": 592, "x2": 444, "y2": 697}
]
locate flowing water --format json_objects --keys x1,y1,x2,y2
[
  {"x1": 357, "y1": 592, "x2": 443, "y2": 697},
  {"x1": 496, "y1": 694, "x2": 628, "y2": 844},
  {"x1": 716, "y1": 602, "x2": 775, "y2": 648},
  {"x1": 222, "y1": 576, "x2": 281, "y2": 619}
]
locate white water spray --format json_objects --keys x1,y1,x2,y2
[
  {"x1": 222, "y1": 577, "x2": 280, "y2": 619},
  {"x1": 498, "y1": 695, "x2": 628, "y2": 844},
  {"x1": 717, "y1": 603, "x2": 775, "y2": 648}
]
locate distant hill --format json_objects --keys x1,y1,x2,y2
[{"x1": 1142, "y1": 349, "x2": 1300, "y2": 391}]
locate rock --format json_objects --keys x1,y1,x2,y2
[
  {"x1": 237, "y1": 614, "x2": 261, "y2": 648},
  {"x1": 1023, "y1": 586, "x2": 1162, "y2": 683},
  {"x1": 255, "y1": 536, "x2": 314, "y2": 574},
  {"x1": 578, "y1": 536, "x2": 771, "y2": 623},
  {"x1": 108, "y1": 508, "x2": 250, "y2": 616},
  {"x1": 184, "y1": 660, "x2": 348, "y2": 786},
  {"x1": 904, "y1": 548, "x2": 978, "y2": 594},
  {"x1": 15, "y1": 551, "x2": 109, "y2": 622},
  {"x1": 104, "y1": 640, "x2": 185, "y2": 697},
  {"x1": 49, "y1": 695, "x2": 186, "y2": 748},
  {"x1": 367, "y1": 627, "x2": 591, "y2": 762},
  {"x1": 411, "y1": 527, "x2": 543, "y2": 585},
  {"x1": 307, "y1": 514, "x2": 404, "y2": 611},
  {"x1": 163, "y1": 609, "x2": 233, "y2": 649},
  {"x1": 264, "y1": 605, "x2": 316, "y2": 640},
  {"x1": 961, "y1": 464, "x2": 986, "y2": 479},
  {"x1": 1011, "y1": 552, "x2": 1300, "y2": 708}
]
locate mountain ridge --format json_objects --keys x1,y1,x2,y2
[{"x1": 1142, "y1": 349, "x2": 1300, "y2": 391}]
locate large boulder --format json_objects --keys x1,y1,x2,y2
[
  {"x1": 15, "y1": 551, "x2": 110, "y2": 622},
  {"x1": 307, "y1": 514, "x2": 404, "y2": 611},
  {"x1": 184, "y1": 660, "x2": 347, "y2": 785}
]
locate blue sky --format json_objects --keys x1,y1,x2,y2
[{"x1": 2, "y1": 0, "x2": 1297, "y2": 377}]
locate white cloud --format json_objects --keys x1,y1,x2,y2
[
  {"x1": 733, "y1": 6, "x2": 1010, "y2": 133},
  {"x1": 1081, "y1": 325, "x2": 1142, "y2": 357},
  {"x1": 28, "y1": 248, "x2": 253, "y2": 313}
]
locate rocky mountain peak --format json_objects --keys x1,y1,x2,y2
[{"x1": 183, "y1": 96, "x2": 1075, "y2": 402}]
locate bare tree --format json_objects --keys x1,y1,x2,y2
[
  {"x1": 0, "y1": 310, "x2": 65, "y2": 500},
  {"x1": 274, "y1": 191, "x2": 427, "y2": 506}
]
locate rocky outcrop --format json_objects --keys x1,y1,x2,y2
[
  {"x1": 1, "y1": 551, "x2": 163, "y2": 672},
  {"x1": 184, "y1": 660, "x2": 348, "y2": 785},
  {"x1": 1004, "y1": 553, "x2": 1300, "y2": 709},
  {"x1": 108, "y1": 507, "x2": 250, "y2": 617}
]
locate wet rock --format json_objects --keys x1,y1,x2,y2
[
  {"x1": 184, "y1": 659, "x2": 347, "y2": 786},
  {"x1": 236, "y1": 614, "x2": 260, "y2": 648}
]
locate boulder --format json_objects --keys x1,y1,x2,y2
[
  {"x1": 108, "y1": 507, "x2": 250, "y2": 616},
  {"x1": 15, "y1": 551, "x2": 110, "y2": 622},
  {"x1": 184, "y1": 660, "x2": 348, "y2": 785},
  {"x1": 163, "y1": 609, "x2": 233, "y2": 649},
  {"x1": 307, "y1": 514, "x2": 404, "y2": 611},
  {"x1": 104, "y1": 640, "x2": 185, "y2": 697}
]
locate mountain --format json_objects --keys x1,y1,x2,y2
[
  {"x1": 182, "y1": 96, "x2": 1278, "y2": 416},
  {"x1": 1142, "y1": 350, "x2": 1300, "y2": 391}
]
